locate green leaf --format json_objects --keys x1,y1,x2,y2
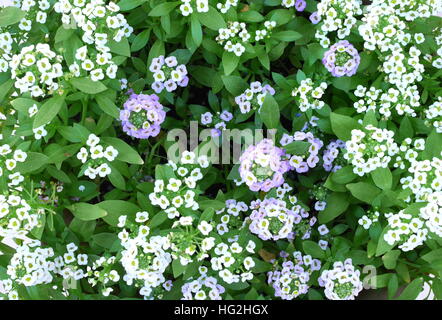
[
  {"x1": 221, "y1": 75, "x2": 248, "y2": 96},
  {"x1": 108, "y1": 38, "x2": 131, "y2": 57},
  {"x1": 95, "y1": 94, "x2": 120, "y2": 119},
  {"x1": 172, "y1": 259, "x2": 187, "y2": 278},
  {"x1": 330, "y1": 112, "x2": 362, "y2": 141},
  {"x1": 69, "y1": 203, "x2": 107, "y2": 221},
  {"x1": 318, "y1": 192, "x2": 349, "y2": 224},
  {"x1": 259, "y1": 94, "x2": 280, "y2": 129},
  {"x1": 222, "y1": 51, "x2": 240, "y2": 76},
  {"x1": 117, "y1": 0, "x2": 148, "y2": 11},
  {"x1": 272, "y1": 31, "x2": 302, "y2": 41},
  {"x1": 346, "y1": 182, "x2": 381, "y2": 203},
  {"x1": 284, "y1": 141, "x2": 311, "y2": 155},
  {"x1": 302, "y1": 240, "x2": 326, "y2": 259},
  {"x1": 190, "y1": 15, "x2": 202, "y2": 47},
  {"x1": 197, "y1": 6, "x2": 226, "y2": 30},
  {"x1": 0, "y1": 7, "x2": 26, "y2": 27},
  {"x1": 149, "y1": 2, "x2": 180, "y2": 16},
  {"x1": 33, "y1": 95, "x2": 65, "y2": 129},
  {"x1": 15, "y1": 152, "x2": 49, "y2": 174},
  {"x1": 382, "y1": 250, "x2": 401, "y2": 269},
  {"x1": 376, "y1": 225, "x2": 395, "y2": 256},
  {"x1": 97, "y1": 200, "x2": 140, "y2": 226},
  {"x1": 131, "y1": 29, "x2": 150, "y2": 52},
  {"x1": 396, "y1": 278, "x2": 423, "y2": 300},
  {"x1": 70, "y1": 78, "x2": 107, "y2": 95},
  {"x1": 371, "y1": 167, "x2": 393, "y2": 190},
  {"x1": 101, "y1": 137, "x2": 144, "y2": 165}
]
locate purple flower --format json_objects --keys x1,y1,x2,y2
[
  {"x1": 295, "y1": 0, "x2": 306, "y2": 11},
  {"x1": 201, "y1": 112, "x2": 213, "y2": 125},
  {"x1": 220, "y1": 110, "x2": 233, "y2": 122},
  {"x1": 149, "y1": 55, "x2": 188, "y2": 93},
  {"x1": 120, "y1": 93, "x2": 166, "y2": 139},
  {"x1": 239, "y1": 139, "x2": 290, "y2": 192},
  {"x1": 309, "y1": 11, "x2": 321, "y2": 24},
  {"x1": 322, "y1": 40, "x2": 361, "y2": 77}
]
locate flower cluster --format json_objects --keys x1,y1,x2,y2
[
  {"x1": 400, "y1": 157, "x2": 442, "y2": 203},
  {"x1": 319, "y1": 258, "x2": 363, "y2": 300},
  {"x1": 0, "y1": 32, "x2": 13, "y2": 73},
  {"x1": 281, "y1": 0, "x2": 306, "y2": 11},
  {"x1": 76, "y1": 134, "x2": 119, "y2": 179},
  {"x1": 315, "y1": 0, "x2": 363, "y2": 48},
  {"x1": 149, "y1": 55, "x2": 189, "y2": 93},
  {"x1": 216, "y1": 0, "x2": 238, "y2": 14},
  {"x1": 181, "y1": 267, "x2": 225, "y2": 300},
  {"x1": 322, "y1": 139, "x2": 346, "y2": 172},
  {"x1": 120, "y1": 93, "x2": 166, "y2": 139},
  {"x1": 239, "y1": 139, "x2": 290, "y2": 192},
  {"x1": 210, "y1": 240, "x2": 256, "y2": 284},
  {"x1": 10, "y1": 44, "x2": 64, "y2": 98},
  {"x1": 235, "y1": 81, "x2": 276, "y2": 114},
  {"x1": 267, "y1": 251, "x2": 321, "y2": 300},
  {"x1": 0, "y1": 144, "x2": 27, "y2": 186},
  {"x1": 179, "y1": 0, "x2": 209, "y2": 16},
  {"x1": 280, "y1": 131, "x2": 323, "y2": 174},
  {"x1": 322, "y1": 40, "x2": 360, "y2": 77},
  {"x1": 420, "y1": 192, "x2": 442, "y2": 238},
  {"x1": 200, "y1": 110, "x2": 233, "y2": 138},
  {"x1": 86, "y1": 256, "x2": 120, "y2": 297},
  {"x1": 216, "y1": 22, "x2": 251, "y2": 57},
  {"x1": 353, "y1": 85, "x2": 420, "y2": 119},
  {"x1": 8, "y1": 0, "x2": 50, "y2": 37},
  {"x1": 248, "y1": 198, "x2": 297, "y2": 241},
  {"x1": 292, "y1": 78, "x2": 328, "y2": 112},
  {"x1": 149, "y1": 151, "x2": 209, "y2": 218},
  {"x1": 344, "y1": 125, "x2": 399, "y2": 176},
  {"x1": 214, "y1": 199, "x2": 248, "y2": 235},
  {"x1": 384, "y1": 210, "x2": 428, "y2": 252},
  {"x1": 425, "y1": 97, "x2": 442, "y2": 133},
  {"x1": 168, "y1": 216, "x2": 216, "y2": 265}
]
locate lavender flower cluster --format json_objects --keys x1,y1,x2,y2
[
  {"x1": 235, "y1": 81, "x2": 276, "y2": 114},
  {"x1": 200, "y1": 110, "x2": 233, "y2": 138},
  {"x1": 322, "y1": 40, "x2": 361, "y2": 77},
  {"x1": 238, "y1": 139, "x2": 290, "y2": 192},
  {"x1": 120, "y1": 93, "x2": 166, "y2": 139},
  {"x1": 149, "y1": 55, "x2": 189, "y2": 93},
  {"x1": 248, "y1": 198, "x2": 298, "y2": 241}
]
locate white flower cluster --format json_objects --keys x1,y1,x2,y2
[
  {"x1": 216, "y1": 0, "x2": 238, "y2": 14},
  {"x1": 179, "y1": 0, "x2": 209, "y2": 16},
  {"x1": 0, "y1": 240, "x2": 54, "y2": 299},
  {"x1": 358, "y1": 210, "x2": 380, "y2": 230},
  {"x1": 384, "y1": 210, "x2": 428, "y2": 252},
  {"x1": 359, "y1": 3, "x2": 411, "y2": 52},
  {"x1": 371, "y1": 0, "x2": 442, "y2": 22},
  {"x1": 181, "y1": 266, "x2": 225, "y2": 300},
  {"x1": 425, "y1": 97, "x2": 442, "y2": 133},
  {"x1": 69, "y1": 45, "x2": 118, "y2": 82},
  {"x1": 432, "y1": 29, "x2": 442, "y2": 69},
  {"x1": 86, "y1": 256, "x2": 120, "y2": 297},
  {"x1": 54, "y1": 0, "x2": 132, "y2": 82},
  {"x1": 169, "y1": 216, "x2": 216, "y2": 266},
  {"x1": 344, "y1": 125, "x2": 399, "y2": 176},
  {"x1": 353, "y1": 85, "x2": 420, "y2": 119},
  {"x1": 54, "y1": 0, "x2": 132, "y2": 44},
  {"x1": 148, "y1": 151, "x2": 209, "y2": 219},
  {"x1": 76, "y1": 134, "x2": 119, "y2": 180},
  {"x1": 215, "y1": 199, "x2": 248, "y2": 235},
  {"x1": 315, "y1": 0, "x2": 363, "y2": 48},
  {"x1": 7, "y1": 0, "x2": 51, "y2": 35},
  {"x1": 292, "y1": 78, "x2": 328, "y2": 112},
  {"x1": 53, "y1": 243, "x2": 87, "y2": 281},
  {"x1": 420, "y1": 191, "x2": 442, "y2": 238},
  {"x1": 254, "y1": 21, "x2": 276, "y2": 41},
  {"x1": 319, "y1": 258, "x2": 363, "y2": 300},
  {"x1": 0, "y1": 32, "x2": 13, "y2": 72},
  {"x1": 210, "y1": 240, "x2": 256, "y2": 284},
  {"x1": 0, "y1": 193, "x2": 41, "y2": 241},
  {"x1": 119, "y1": 230, "x2": 172, "y2": 299},
  {"x1": 0, "y1": 144, "x2": 27, "y2": 187},
  {"x1": 392, "y1": 137, "x2": 424, "y2": 170},
  {"x1": 10, "y1": 44, "x2": 64, "y2": 98},
  {"x1": 234, "y1": 81, "x2": 275, "y2": 114},
  {"x1": 400, "y1": 157, "x2": 442, "y2": 203},
  {"x1": 382, "y1": 45, "x2": 424, "y2": 91},
  {"x1": 216, "y1": 22, "x2": 251, "y2": 56}
]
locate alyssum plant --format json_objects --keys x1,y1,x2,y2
[{"x1": 0, "y1": 0, "x2": 441, "y2": 301}]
